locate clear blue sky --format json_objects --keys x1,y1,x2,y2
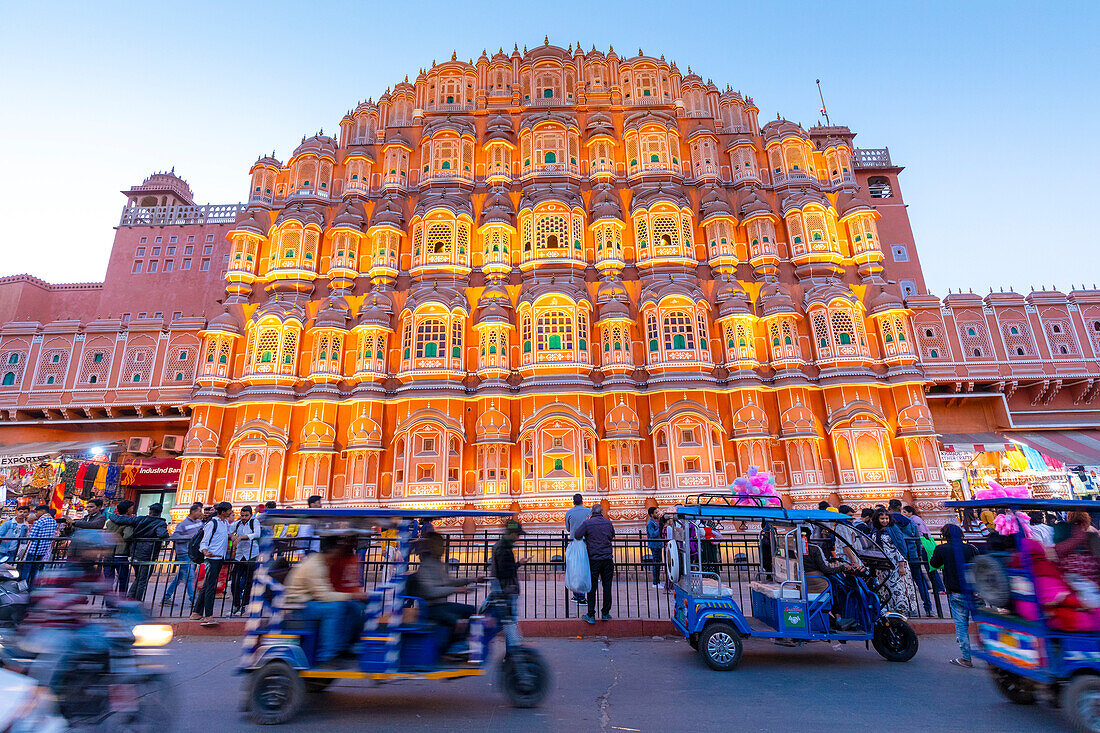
[{"x1": 1, "y1": 0, "x2": 1096, "y2": 294}]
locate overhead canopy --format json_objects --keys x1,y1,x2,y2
[
  {"x1": 938, "y1": 433, "x2": 1013, "y2": 453},
  {"x1": 0, "y1": 440, "x2": 119, "y2": 467},
  {"x1": 1007, "y1": 430, "x2": 1100, "y2": 468}
]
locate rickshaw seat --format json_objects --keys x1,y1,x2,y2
[{"x1": 750, "y1": 580, "x2": 824, "y2": 602}]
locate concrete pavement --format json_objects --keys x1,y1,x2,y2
[{"x1": 165, "y1": 635, "x2": 1066, "y2": 732}]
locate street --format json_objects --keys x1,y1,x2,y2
[{"x1": 166, "y1": 635, "x2": 1065, "y2": 732}]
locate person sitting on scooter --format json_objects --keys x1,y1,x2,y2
[
  {"x1": 803, "y1": 528, "x2": 859, "y2": 631},
  {"x1": 413, "y1": 532, "x2": 480, "y2": 655},
  {"x1": 20, "y1": 530, "x2": 121, "y2": 657},
  {"x1": 281, "y1": 534, "x2": 368, "y2": 669}
]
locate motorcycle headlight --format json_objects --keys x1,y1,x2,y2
[{"x1": 132, "y1": 624, "x2": 173, "y2": 647}]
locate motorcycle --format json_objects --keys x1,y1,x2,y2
[
  {"x1": 2, "y1": 604, "x2": 175, "y2": 731},
  {"x1": 0, "y1": 563, "x2": 29, "y2": 627}
]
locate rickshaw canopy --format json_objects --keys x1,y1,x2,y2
[
  {"x1": 945, "y1": 498, "x2": 1100, "y2": 511},
  {"x1": 671, "y1": 504, "x2": 847, "y2": 523}
]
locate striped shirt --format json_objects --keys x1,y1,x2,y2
[{"x1": 27, "y1": 515, "x2": 58, "y2": 559}]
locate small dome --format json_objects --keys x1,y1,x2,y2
[
  {"x1": 803, "y1": 281, "x2": 858, "y2": 310},
  {"x1": 604, "y1": 401, "x2": 641, "y2": 438},
  {"x1": 758, "y1": 281, "x2": 798, "y2": 317},
  {"x1": 476, "y1": 282, "x2": 512, "y2": 324},
  {"x1": 739, "y1": 189, "x2": 774, "y2": 219},
  {"x1": 292, "y1": 133, "x2": 337, "y2": 159},
  {"x1": 630, "y1": 182, "x2": 690, "y2": 213},
  {"x1": 330, "y1": 202, "x2": 367, "y2": 232},
  {"x1": 484, "y1": 115, "x2": 517, "y2": 145},
  {"x1": 355, "y1": 290, "x2": 394, "y2": 329},
  {"x1": 207, "y1": 308, "x2": 243, "y2": 335},
  {"x1": 761, "y1": 119, "x2": 807, "y2": 144},
  {"x1": 585, "y1": 111, "x2": 615, "y2": 138},
  {"x1": 588, "y1": 183, "x2": 623, "y2": 223},
  {"x1": 475, "y1": 404, "x2": 512, "y2": 442},
  {"x1": 314, "y1": 297, "x2": 350, "y2": 329},
  {"x1": 230, "y1": 208, "x2": 269, "y2": 237},
  {"x1": 519, "y1": 182, "x2": 584, "y2": 211},
  {"x1": 836, "y1": 190, "x2": 875, "y2": 220},
  {"x1": 415, "y1": 189, "x2": 473, "y2": 219},
  {"x1": 698, "y1": 185, "x2": 735, "y2": 224},
  {"x1": 275, "y1": 203, "x2": 325, "y2": 228},
  {"x1": 479, "y1": 189, "x2": 515, "y2": 226},
  {"x1": 867, "y1": 283, "x2": 905, "y2": 314},
  {"x1": 368, "y1": 195, "x2": 405, "y2": 230},
  {"x1": 715, "y1": 277, "x2": 752, "y2": 318},
  {"x1": 252, "y1": 153, "x2": 281, "y2": 169}
]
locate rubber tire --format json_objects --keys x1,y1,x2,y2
[
  {"x1": 305, "y1": 678, "x2": 333, "y2": 694},
  {"x1": 971, "y1": 555, "x2": 1010, "y2": 608},
  {"x1": 991, "y1": 667, "x2": 1037, "y2": 705},
  {"x1": 666, "y1": 539, "x2": 681, "y2": 584},
  {"x1": 500, "y1": 647, "x2": 551, "y2": 708},
  {"x1": 699, "y1": 622, "x2": 743, "y2": 671},
  {"x1": 1063, "y1": 674, "x2": 1100, "y2": 732},
  {"x1": 872, "y1": 617, "x2": 919, "y2": 662},
  {"x1": 247, "y1": 661, "x2": 304, "y2": 725}
]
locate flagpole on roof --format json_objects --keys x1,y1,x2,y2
[{"x1": 816, "y1": 79, "x2": 830, "y2": 127}]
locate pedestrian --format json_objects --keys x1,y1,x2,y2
[
  {"x1": 869, "y1": 508, "x2": 919, "y2": 615},
  {"x1": 0, "y1": 505, "x2": 30, "y2": 561},
  {"x1": 854, "y1": 508, "x2": 874, "y2": 535},
  {"x1": 1028, "y1": 511, "x2": 1054, "y2": 547},
  {"x1": 110, "y1": 502, "x2": 169, "y2": 601},
  {"x1": 492, "y1": 519, "x2": 529, "y2": 642},
  {"x1": 886, "y1": 500, "x2": 933, "y2": 615},
  {"x1": 23, "y1": 505, "x2": 58, "y2": 587},
  {"x1": 929, "y1": 523, "x2": 979, "y2": 668},
  {"x1": 70, "y1": 498, "x2": 107, "y2": 530},
  {"x1": 191, "y1": 501, "x2": 234, "y2": 626},
  {"x1": 298, "y1": 495, "x2": 323, "y2": 553},
  {"x1": 229, "y1": 505, "x2": 261, "y2": 615},
  {"x1": 659, "y1": 514, "x2": 674, "y2": 592},
  {"x1": 646, "y1": 507, "x2": 662, "y2": 588},
  {"x1": 834, "y1": 505, "x2": 867, "y2": 566},
  {"x1": 905, "y1": 504, "x2": 946, "y2": 594},
  {"x1": 104, "y1": 500, "x2": 136, "y2": 593},
  {"x1": 573, "y1": 504, "x2": 615, "y2": 624},
  {"x1": 564, "y1": 493, "x2": 591, "y2": 604},
  {"x1": 162, "y1": 501, "x2": 204, "y2": 607}
]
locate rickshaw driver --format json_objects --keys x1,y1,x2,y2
[
  {"x1": 281, "y1": 534, "x2": 369, "y2": 669},
  {"x1": 803, "y1": 527, "x2": 861, "y2": 631},
  {"x1": 413, "y1": 532, "x2": 483, "y2": 654}
]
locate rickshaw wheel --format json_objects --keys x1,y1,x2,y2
[
  {"x1": 501, "y1": 647, "x2": 551, "y2": 708},
  {"x1": 699, "y1": 622, "x2": 743, "y2": 671},
  {"x1": 1063, "y1": 674, "x2": 1100, "y2": 732},
  {"x1": 991, "y1": 668, "x2": 1037, "y2": 705},
  {"x1": 871, "y1": 617, "x2": 919, "y2": 662},
  {"x1": 247, "y1": 661, "x2": 305, "y2": 725}
]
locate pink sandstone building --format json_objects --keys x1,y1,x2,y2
[{"x1": 0, "y1": 41, "x2": 1096, "y2": 524}]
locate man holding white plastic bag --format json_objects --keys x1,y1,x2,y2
[
  {"x1": 564, "y1": 494, "x2": 591, "y2": 604},
  {"x1": 574, "y1": 504, "x2": 616, "y2": 624}
]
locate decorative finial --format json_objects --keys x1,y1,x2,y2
[{"x1": 544, "y1": 35, "x2": 549, "y2": 45}]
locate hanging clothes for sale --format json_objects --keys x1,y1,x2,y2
[
  {"x1": 74, "y1": 462, "x2": 89, "y2": 496},
  {"x1": 81, "y1": 463, "x2": 99, "y2": 499},
  {"x1": 29, "y1": 463, "x2": 52, "y2": 489},
  {"x1": 93, "y1": 461, "x2": 107, "y2": 492},
  {"x1": 59, "y1": 460, "x2": 80, "y2": 499},
  {"x1": 104, "y1": 463, "x2": 121, "y2": 498}
]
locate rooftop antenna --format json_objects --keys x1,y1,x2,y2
[{"x1": 815, "y1": 79, "x2": 831, "y2": 126}]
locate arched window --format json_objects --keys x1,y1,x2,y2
[
  {"x1": 535, "y1": 311, "x2": 573, "y2": 352},
  {"x1": 2, "y1": 372, "x2": 15, "y2": 385},
  {"x1": 663, "y1": 312, "x2": 695, "y2": 351},
  {"x1": 416, "y1": 319, "x2": 446, "y2": 358},
  {"x1": 6, "y1": 354, "x2": 17, "y2": 364}
]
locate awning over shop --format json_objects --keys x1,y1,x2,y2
[
  {"x1": 938, "y1": 433, "x2": 1014, "y2": 453},
  {"x1": 0, "y1": 440, "x2": 119, "y2": 468},
  {"x1": 1006, "y1": 430, "x2": 1100, "y2": 468}
]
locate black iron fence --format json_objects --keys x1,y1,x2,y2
[{"x1": 0, "y1": 530, "x2": 946, "y2": 621}]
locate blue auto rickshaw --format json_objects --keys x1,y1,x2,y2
[
  {"x1": 946, "y1": 498, "x2": 1100, "y2": 733},
  {"x1": 667, "y1": 494, "x2": 919, "y2": 670},
  {"x1": 237, "y1": 508, "x2": 550, "y2": 724}
]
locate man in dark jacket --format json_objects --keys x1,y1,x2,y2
[
  {"x1": 930, "y1": 523, "x2": 979, "y2": 667},
  {"x1": 573, "y1": 504, "x2": 616, "y2": 623},
  {"x1": 111, "y1": 502, "x2": 169, "y2": 601},
  {"x1": 70, "y1": 499, "x2": 107, "y2": 530}
]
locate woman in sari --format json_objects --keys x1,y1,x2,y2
[{"x1": 870, "y1": 509, "x2": 919, "y2": 614}]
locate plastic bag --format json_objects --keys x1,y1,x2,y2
[{"x1": 565, "y1": 539, "x2": 591, "y2": 594}]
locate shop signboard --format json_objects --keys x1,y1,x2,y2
[
  {"x1": 0, "y1": 452, "x2": 57, "y2": 468},
  {"x1": 119, "y1": 457, "x2": 181, "y2": 486},
  {"x1": 940, "y1": 450, "x2": 976, "y2": 463}
]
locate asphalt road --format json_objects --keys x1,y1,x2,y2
[{"x1": 166, "y1": 634, "x2": 1067, "y2": 732}]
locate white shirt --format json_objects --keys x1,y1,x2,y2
[
  {"x1": 199, "y1": 516, "x2": 232, "y2": 559},
  {"x1": 230, "y1": 516, "x2": 261, "y2": 560}
]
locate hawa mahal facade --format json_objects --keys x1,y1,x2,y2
[{"x1": 4, "y1": 41, "x2": 1099, "y2": 526}]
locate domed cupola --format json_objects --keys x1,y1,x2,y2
[
  {"x1": 699, "y1": 185, "x2": 738, "y2": 274},
  {"x1": 739, "y1": 188, "x2": 781, "y2": 278},
  {"x1": 307, "y1": 297, "x2": 350, "y2": 383},
  {"x1": 365, "y1": 194, "x2": 405, "y2": 287},
  {"x1": 350, "y1": 290, "x2": 394, "y2": 383}
]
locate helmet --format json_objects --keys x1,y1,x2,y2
[{"x1": 67, "y1": 529, "x2": 116, "y2": 558}]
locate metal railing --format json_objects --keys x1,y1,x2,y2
[{"x1": 0, "y1": 531, "x2": 946, "y2": 622}]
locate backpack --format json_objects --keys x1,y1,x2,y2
[{"x1": 188, "y1": 520, "x2": 220, "y2": 564}]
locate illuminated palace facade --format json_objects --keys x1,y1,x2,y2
[{"x1": 167, "y1": 41, "x2": 948, "y2": 526}]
